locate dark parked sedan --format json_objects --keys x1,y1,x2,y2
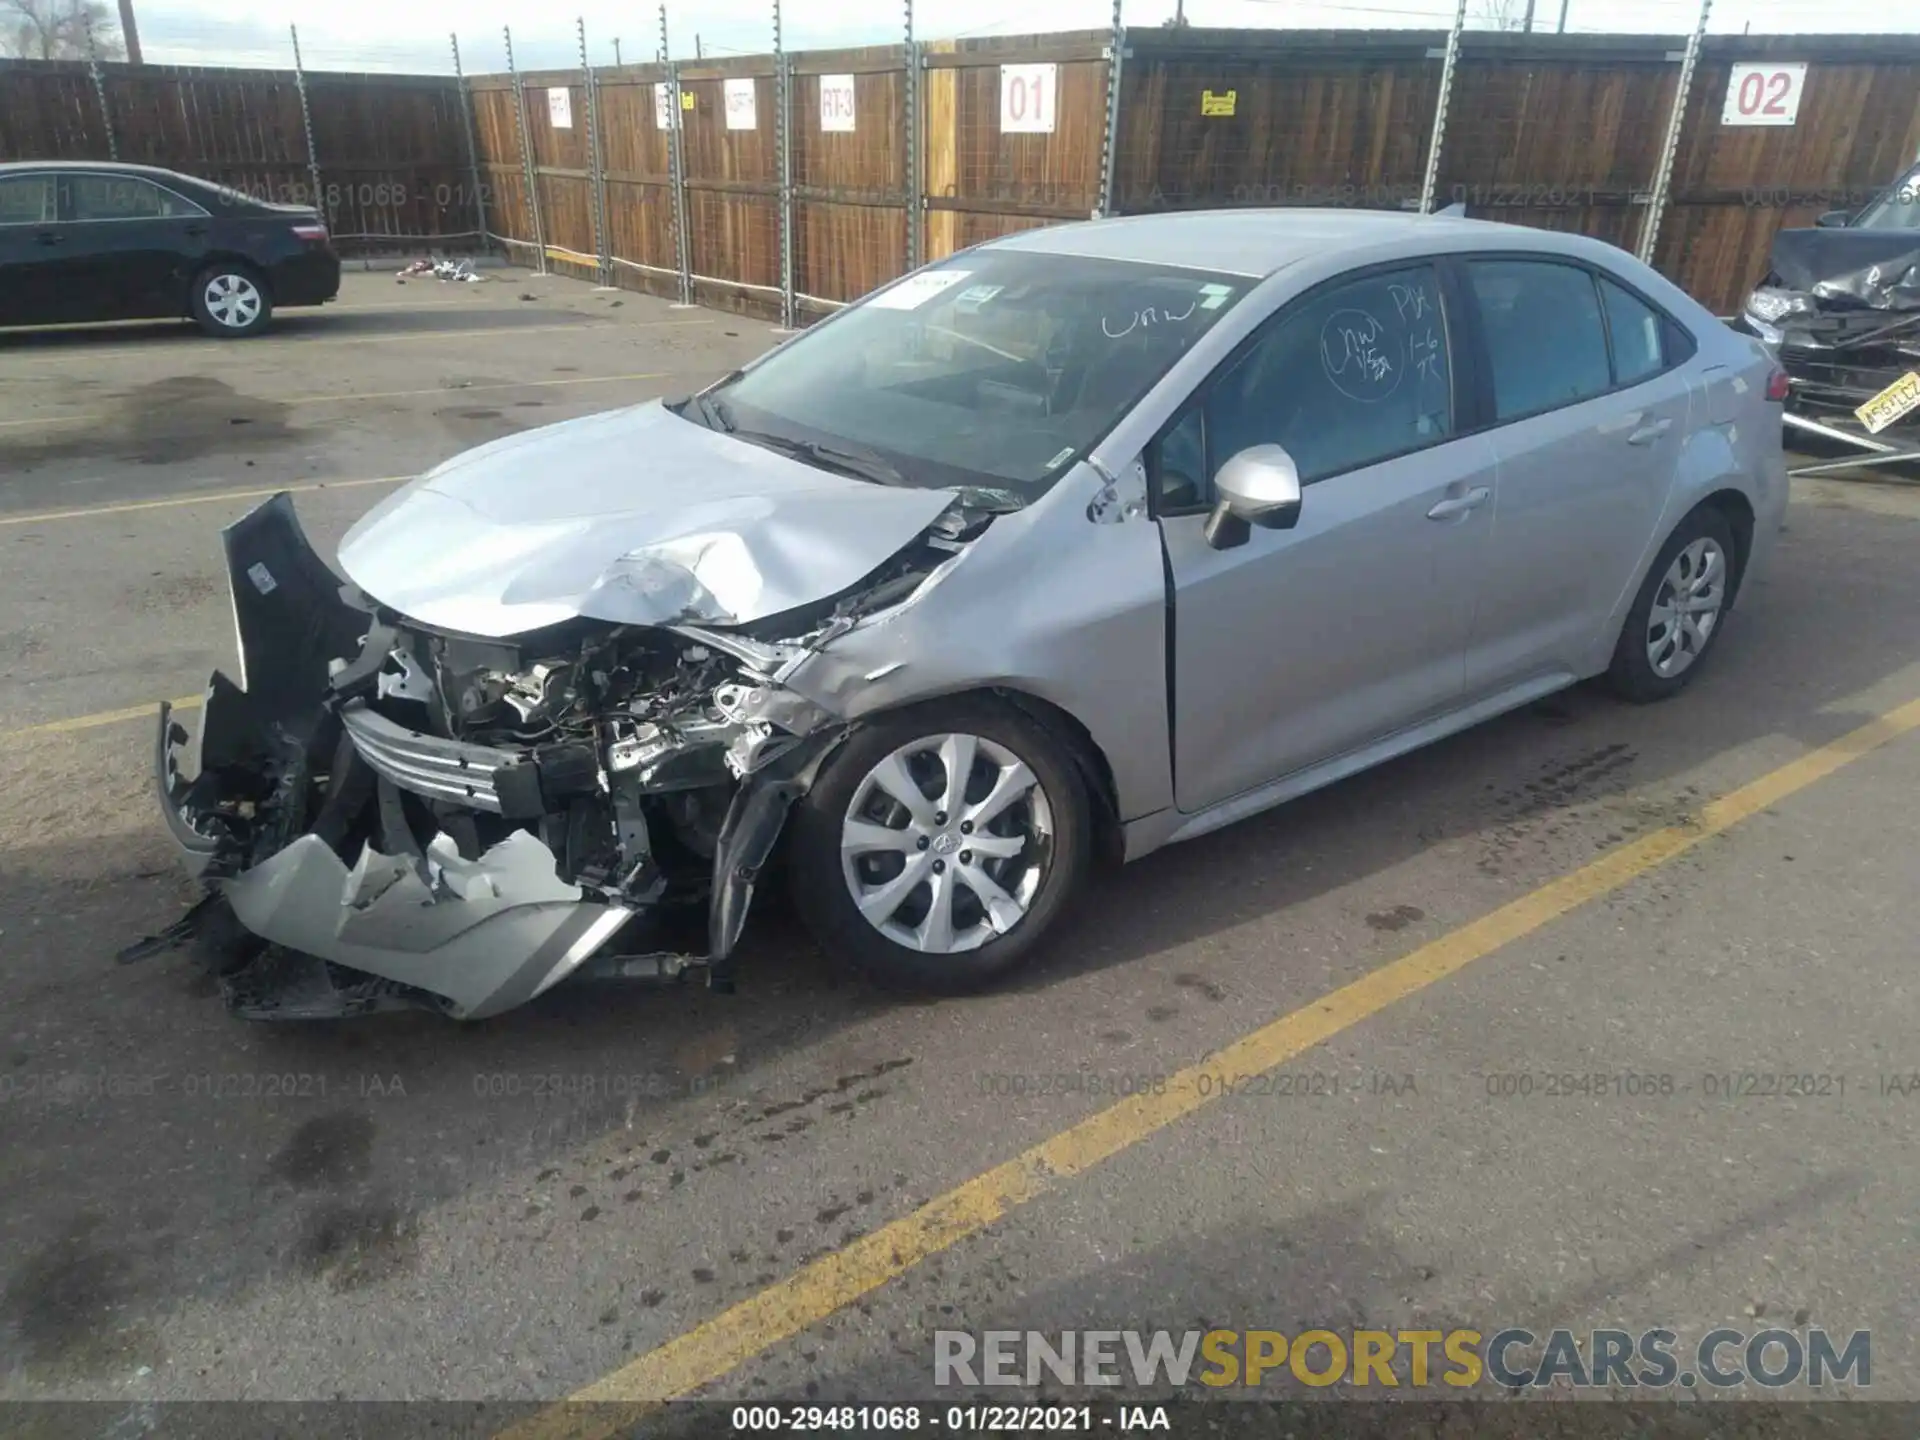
[{"x1": 0, "y1": 161, "x2": 340, "y2": 338}]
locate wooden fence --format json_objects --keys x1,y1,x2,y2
[
  {"x1": 5, "y1": 32, "x2": 1919, "y2": 313},
  {"x1": 0, "y1": 58, "x2": 474, "y2": 247}
]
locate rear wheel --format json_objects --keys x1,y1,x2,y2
[
  {"x1": 190, "y1": 263, "x2": 272, "y2": 337},
  {"x1": 788, "y1": 699, "x2": 1090, "y2": 994},
  {"x1": 1604, "y1": 506, "x2": 1737, "y2": 703}
]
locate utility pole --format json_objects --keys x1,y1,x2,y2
[
  {"x1": 117, "y1": 0, "x2": 142, "y2": 62},
  {"x1": 695, "y1": 33, "x2": 703, "y2": 58},
  {"x1": 613, "y1": 37, "x2": 622, "y2": 64},
  {"x1": 1556, "y1": 0, "x2": 1569, "y2": 30},
  {"x1": 1522, "y1": 0, "x2": 1536, "y2": 31}
]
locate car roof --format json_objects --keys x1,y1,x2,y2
[
  {"x1": 982, "y1": 208, "x2": 1591, "y2": 279},
  {"x1": 0, "y1": 159, "x2": 206, "y2": 186}
]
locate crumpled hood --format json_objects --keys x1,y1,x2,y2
[
  {"x1": 1770, "y1": 228, "x2": 1920, "y2": 312},
  {"x1": 336, "y1": 400, "x2": 957, "y2": 637}
]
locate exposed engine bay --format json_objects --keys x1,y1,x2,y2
[{"x1": 135, "y1": 489, "x2": 995, "y2": 1020}]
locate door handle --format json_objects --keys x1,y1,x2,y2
[
  {"x1": 1627, "y1": 417, "x2": 1674, "y2": 445},
  {"x1": 35, "y1": 231, "x2": 64, "y2": 246},
  {"x1": 1427, "y1": 485, "x2": 1490, "y2": 521},
  {"x1": 184, "y1": 224, "x2": 209, "y2": 237}
]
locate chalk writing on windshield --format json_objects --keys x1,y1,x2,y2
[{"x1": 1102, "y1": 298, "x2": 1200, "y2": 339}]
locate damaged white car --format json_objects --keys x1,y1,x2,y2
[{"x1": 141, "y1": 211, "x2": 1784, "y2": 1019}]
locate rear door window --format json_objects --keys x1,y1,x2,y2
[
  {"x1": 1467, "y1": 259, "x2": 1613, "y2": 421},
  {"x1": 68, "y1": 174, "x2": 206, "y2": 221}
]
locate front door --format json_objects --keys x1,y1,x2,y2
[{"x1": 1154, "y1": 262, "x2": 1498, "y2": 814}]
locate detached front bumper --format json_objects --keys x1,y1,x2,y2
[{"x1": 146, "y1": 492, "x2": 827, "y2": 1021}]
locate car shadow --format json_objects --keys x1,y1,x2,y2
[{"x1": 0, "y1": 497, "x2": 1914, "y2": 1386}]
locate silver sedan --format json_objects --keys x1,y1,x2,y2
[{"x1": 148, "y1": 209, "x2": 1788, "y2": 1020}]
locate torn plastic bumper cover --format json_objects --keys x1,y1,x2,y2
[{"x1": 145, "y1": 492, "x2": 842, "y2": 1021}]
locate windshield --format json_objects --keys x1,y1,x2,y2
[
  {"x1": 694, "y1": 251, "x2": 1249, "y2": 493},
  {"x1": 1855, "y1": 166, "x2": 1920, "y2": 231}
]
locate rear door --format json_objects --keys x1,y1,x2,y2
[
  {"x1": 58, "y1": 171, "x2": 212, "y2": 319},
  {"x1": 1456, "y1": 256, "x2": 1692, "y2": 697},
  {"x1": 1155, "y1": 261, "x2": 1498, "y2": 813},
  {"x1": 0, "y1": 173, "x2": 64, "y2": 326}
]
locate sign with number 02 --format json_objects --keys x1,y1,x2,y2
[
  {"x1": 1722, "y1": 63, "x2": 1805, "y2": 126},
  {"x1": 999, "y1": 63, "x2": 1058, "y2": 134}
]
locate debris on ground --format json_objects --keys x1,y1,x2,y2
[{"x1": 396, "y1": 257, "x2": 486, "y2": 283}]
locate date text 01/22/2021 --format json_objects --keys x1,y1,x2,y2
[{"x1": 729, "y1": 1405, "x2": 1168, "y2": 1432}]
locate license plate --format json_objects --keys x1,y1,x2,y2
[{"x1": 1855, "y1": 370, "x2": 1920, "y2": 435}]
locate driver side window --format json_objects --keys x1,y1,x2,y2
[{"x1": 1152, "y1": 264, "x2": 1453, "y2": 513}]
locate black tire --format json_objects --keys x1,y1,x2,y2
[
  {"x1": 787, "y1": 697, "x2": 1090, "y2": 994},
  {"x1": 189, "y1": 261, "x2": 273, "y2": 338},
  {"x1": 1603, "y1": 505, "x2": 1738, "y2": 703}
]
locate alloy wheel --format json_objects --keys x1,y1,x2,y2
[{"x1": 839, "y1": 732, "x2": 1054, "y2": 954}]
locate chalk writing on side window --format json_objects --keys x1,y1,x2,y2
[{"x1": 1318, "y1": 276, "x2": 1443, "y2": 404}]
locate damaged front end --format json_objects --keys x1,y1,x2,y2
[
  {"x1": 1737, "y1": 220, "x2": 1920, "y2": 460},
  {"x1": 141, "y1": 492, "x2": 904, "y2": 1020}
]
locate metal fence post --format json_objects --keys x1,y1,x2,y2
[
  {"x1": 904, "y1": 0, "x2": 920, "y2": 265},
  {"x1": 662, "y1": 4, "x2": 693, "y2": 306},
  {"x1": 774, "y1": 0, "x2": 795, "y2": 328},
  {"x1": 1418, "y1": 0, "x2": 1467, "y2": 213},
  {"x1": 451, "y1": 34, "x2": 490, "y2": 253},
  {"x1": 289, "y1": 25, "x2": 323, "y2": 218},
  {"x1": 579, "y1": 16, "x2": 612, "y2": 285},
  {"x1": 1095, "y1": 0, "x2": 1125, "y2": 218},
  {"x1": 505, "y1": 26, "x2": 548, "y2": 275},
  {"x1": 84, "y1": 16, "x2": 117, "y2": 161},
  {"x1": 1637, "y1": 0, "x2": 1711, "y2": 266}
]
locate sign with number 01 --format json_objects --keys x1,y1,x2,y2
[
  {"x1": 653, "y1": 82, "x2": 676, "y2": 130},
  {"x1": 547, "y1": 87, "x2": 573, "y2": 130},
  {"x1": 999, "y1": 63, "x2": 1058, "y2": 134},
  {"x1": 1722, "y1": 63, "x2": 1806, "y2": 126},
  {"x1": 819, "y1": 74, "x2": 856, "y2": 132}
]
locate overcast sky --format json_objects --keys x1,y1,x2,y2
[{"x1": 135, "y1": 0, "x2": 1920, "y2": 74}]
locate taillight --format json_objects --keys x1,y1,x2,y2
[
  {"x1": 290, "y1": 222, "x2": 329, "y2": 243},
  {"x1": 1765, "y1": 366, "x2": 1791, "y2": 403}
]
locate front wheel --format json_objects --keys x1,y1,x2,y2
[
  {"x1": 787, "y1": 698, "x2": 1090, "y2": 994},
  {"x1": 190, "y1": 263, "x2": 273, "y2": 337},
  {"x1": 1603, "y1": 506, "x2": 1737, "y2": 703}
]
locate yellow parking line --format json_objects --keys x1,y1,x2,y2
[
  {"x1": 10, "y1": 695, "x2": 202, "y2": 741},
  {"x1": 497, "y1": 693, "x2": 1920, "y2": 1440},
  {"x1": 0, "y1": 474, "x2": 408, "y2": 529}
]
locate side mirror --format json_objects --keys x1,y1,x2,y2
[
  {"x1": 1204, "y1": 444, "x2": 1303, "y2": 550},
  {"x1": 1815, "y1": 209, "x2": 1852, "y2": 228}
]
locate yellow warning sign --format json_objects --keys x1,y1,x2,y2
[{"x1": 1201, "y1": 89, "x2": 1237, "y2": 117}]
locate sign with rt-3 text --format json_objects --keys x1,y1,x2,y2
[
  {"x1": 547, "y1": 87, "x2": 573, "y2": 129},
  {"x1": 819, "y1": 74, "x2": 857, "y2": 132}
]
